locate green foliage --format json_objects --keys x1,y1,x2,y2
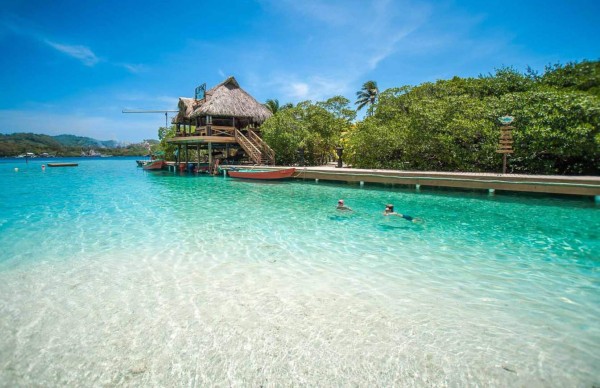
[
  {"x1": 346, "y1": 60, "x2": 600, "y2": 174},
  {"x1": 502, "y1": 91, "x2": 599, "y2": 174},
  {"x1": 541, "y1": 60, "x2": 600, "y2": 95},
  {"x1": 157, "y1": 126, "x2": 177, "y2": 160},
  {"x1": 261, "y1": 96, "x2": 355, "y2": 165}
]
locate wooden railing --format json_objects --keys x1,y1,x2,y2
[
  {"x1": 191, "y1": 125, "x2": 234, "y2": 136},
  {"x1": 248, "y1": 130, "x2": 275, "y2": 165},
  {"x1": 235, "y1": 129, "x2": 262, "y2": 164}
]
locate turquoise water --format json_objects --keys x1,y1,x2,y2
[{"x1": 0, "y1": 158, "x2": 599, "y2": 386}]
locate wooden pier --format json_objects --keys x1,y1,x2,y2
[{"x1": 222, "y1": 166, "x2": 600, "y2": 198}]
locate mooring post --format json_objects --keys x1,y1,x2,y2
[
  {"x1": 360, "y1": 181, "x2": 364, "y2": 187},
  {"x1": 488, "y1": 188, "x2": 495, "y2": 196},
  {"x1": 335, "y1": 146, "x2": 344, "y2": 168},
  {"x1": 416, "y1": 184, "x2": 421, "y2": 192}
]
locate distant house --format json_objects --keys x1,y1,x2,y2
[{"x1": 169, "y1": 77, "x2": 274, "y2": 165}]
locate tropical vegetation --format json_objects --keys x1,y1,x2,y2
[
  {"x1": 264, "y1": 99, "x2": 293, "y2": 114},
  {"x1": 262, "y1": 60, "x2": 599, "y2": 175},
  {"x1": 355, "y1": 80, "x2": 379, "y2": 116},
  {"x1": 260, "y1": 96, "x2": 355, "y2": 165}
]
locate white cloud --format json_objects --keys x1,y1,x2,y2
[
  {"x1": 1, "y1": 15, "x2": 145, "y2": 71},
  {"x1": 44, "y1": 39, "x2": 100, "y2": 66},
  {"x1": 263, "y1": 0, "x2": 429, "y2": 72},
  {"x1": 264, "y1": 75, "x2": 351, "y2": 102},
  {"x1": 290, "y1": 82, "x2": 309, "y2": 99},
  {"x1": 249, "y1": 0, "x2": 432, "y2": 104},
  {"x1": 120, "y1": 63, "x2": 145, "y2": 74}
]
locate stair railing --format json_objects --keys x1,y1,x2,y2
[
  {"x1": 235, "y1": 129, "x2": 262, "y2": 164},
  {"x1": 248, "y1": 130, "x2": 275, "y2": 165}
]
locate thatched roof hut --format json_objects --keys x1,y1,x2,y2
[
  {"x1": 172, "y1": 97, "x2": 197, "y2": 124},
  {"x1": 190, "y1": 77, "x2": 272, "y2": 124}
]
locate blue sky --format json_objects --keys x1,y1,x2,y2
[{"x1": 0, "y1": 0, "x2": 598, "y2": 142}]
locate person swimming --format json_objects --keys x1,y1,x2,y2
[
  {"x1": 337, "y1": 199, "x2": 353, "y2": 211},
  {"x1": 383, "y1": 204, "x2": 417, "y2": 222}
]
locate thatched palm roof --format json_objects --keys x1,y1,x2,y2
[
  {"x1": 190, "y1": 77, "x2": 272, "y2": 124},
  {"x1": 172, "y1": 97, "x2": 197, "y2": 123}
]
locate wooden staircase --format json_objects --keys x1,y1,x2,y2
[
  {"x1": 235, "y1": 129, "x2": 263, "y2": 164},
  {"x1": 247, "y1": 129, "x2": 275, "y2": 165}
]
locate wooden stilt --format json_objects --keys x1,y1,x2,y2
[{"x1": 208, "y1": 142, "x2": 213, "y2": 174}]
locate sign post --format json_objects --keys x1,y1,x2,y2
[{"x1": 497, "y1": 116, "x2": 514, "y2": 174}]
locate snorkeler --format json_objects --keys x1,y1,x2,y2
[
  {"x1": 337, "y1": 199, "x2": 353, "y2": 211},
  {"x1": 383, "y1": 204, "x2": 420, "y2": 222}
]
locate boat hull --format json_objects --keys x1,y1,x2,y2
[
  {"x1": 142, "y1": 160, "x2": 165, "y2": 170},
  {"x1": 228, "y1": 168, "x2": 295, "y2": 180}
]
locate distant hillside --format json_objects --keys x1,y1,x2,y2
[
  {"x1": 52, "y1": 134, "x2": 120, "y2": 148},
  {"x1": 0, "y1": 132, "x2": 155, "y2": 157}
]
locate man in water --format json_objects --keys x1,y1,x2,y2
[
  {"x1": 383, "y1": 204, "x2": 419, "y2": 222},
  {"x1": 337, "y1": 199, "x2": 353, "y2": 211}
]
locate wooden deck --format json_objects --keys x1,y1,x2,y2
[{"x1": 221, "y1": 166, "x2": 600, "y2": 197}]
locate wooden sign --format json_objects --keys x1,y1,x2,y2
[
  {"x1": 496, "y1": 125, "x2": 514, "y2": 154},
  {"x1": 497, "y1": 117, "x2": 515, "y2": 174}
]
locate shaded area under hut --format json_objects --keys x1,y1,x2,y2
[{"x1": 169, "y1": 77, "x2": 274, "y2": 172}]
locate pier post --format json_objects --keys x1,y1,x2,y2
[
  {"x1": 595, "y1": 195, "x2": 600, "y2": 204},
  {"x1": 315, "y1": 179, "x2": 319, "y2": 183},
  {"x1": 488, "y1": 188, "x2": 495, "y2": 196},
  {"x1": 360, "y1": 181, "x2": 364, "y2": 187},
  {"x1": 416, "y1": 184, "x2": 421, "y2": 192}
]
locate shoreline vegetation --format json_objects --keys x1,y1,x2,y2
[
  {"x1": 255, "y1": 60, "x2": 599, "y2": 176},
  {"x1": 0, "y1": 133, "x2": 156, "y2": 157}
]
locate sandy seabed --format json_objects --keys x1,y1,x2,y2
[{"x1": 1, "y1": 244, "x2": 595, "y2": 388}]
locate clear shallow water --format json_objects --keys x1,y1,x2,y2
[{"x1": 0, "y1": 158, "x2": 598, "y2": 386}]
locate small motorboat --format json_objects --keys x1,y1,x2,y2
[
  {"x1": 142, "y1": 160, "x2": 165, "y2": 170},
  {"x1": 47, "y1": 163, "x2": 78, "y2": 167},
  {"x1": 228, "y1": 167, "x2": 295, "y2": 180}
]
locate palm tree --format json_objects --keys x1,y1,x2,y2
[
  {"x1": 265, "y1": 99, "x2": 293, "y2": 114},
  {"x1": 265, "y1": 99, "x2": 280, "y2": 114},
  {"x1": 355, "y1": 80, "x2": 379, "y2": 116}
]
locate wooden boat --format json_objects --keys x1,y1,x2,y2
[
  {"x1": 142, "y1": 160, "x2": 165, "y2": 170},
  {"x1": 228, "y1": 167, "x2": 295, "y2": 180},
  {"x1": 47, "y1": 163, "x2": 78, "y2": 167}
]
